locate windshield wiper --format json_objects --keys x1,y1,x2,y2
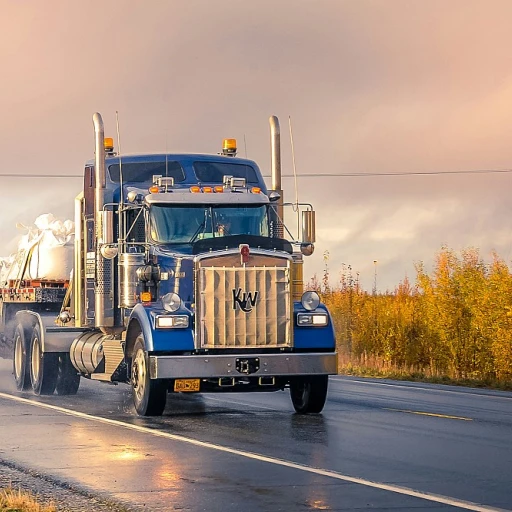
[{"x1": 190, "y1": 220, "x2": 206, "y2": 243}]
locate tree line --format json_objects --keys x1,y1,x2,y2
[{"x1": 313, "y1": 247, "x2": 512, "y2": 384}]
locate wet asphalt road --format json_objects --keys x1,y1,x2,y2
[{"x1": 0, "y1": 357, "x2": 511, "y2": 511}]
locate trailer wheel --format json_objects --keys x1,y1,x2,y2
[
  {"x1": 55, "y1": 354, "x2": 80, "y2": 395},
  {"x1": 290, "y1": 375, "x2": 328, "y2": 414},
  {"x1": 13, "y1": 324, "x2": 31, "y2": 391},
  {"x1": 30, "y1": 324, "x2": 58, "y2": 395},
  {"x1": 131, "y1": 334, "x2": 167, "y2": 416}
]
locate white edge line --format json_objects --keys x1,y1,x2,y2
[
  {"x1": 0, "y1": 392, "x2": 509, "y2": 512},
  {"x1": 330, "y1": 377, "x2": 512, "y2": 400}
]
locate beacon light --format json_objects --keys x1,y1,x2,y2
[
  {"x1": 222, "y1": 138, "x2": 237, "y2": 156},
  {"x1": 104, "y1": 137, "x2": 114, "y2": 152}
]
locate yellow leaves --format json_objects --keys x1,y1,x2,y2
[{"x1": 327, "y1": 246, "x2": 512, "y2": 383}]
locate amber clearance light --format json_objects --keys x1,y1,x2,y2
[{"x1": 140, "y1": 292, "x2": 152, "y2": 302}]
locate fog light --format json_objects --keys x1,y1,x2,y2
[
  {"x1": 162, "y1": 292, "x2": 181, "y2": 312},
  {"x1": 301, "y1": 291, "x2": 320, "y2": 311}
]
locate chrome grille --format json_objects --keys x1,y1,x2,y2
[{"x1": 197, "y1": 256, "x2": 291, "y2": 349}]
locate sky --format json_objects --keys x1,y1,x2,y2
[{"x1": 2, "y1": 0, "x2": 512, "y2": 291}]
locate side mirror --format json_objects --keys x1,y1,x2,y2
[
  {"x1": 269, "y1": 191, "x2": 281, "y2": 202},
  {"x1": 302, "y1": 209, "x2": 316, "y2": 243}
]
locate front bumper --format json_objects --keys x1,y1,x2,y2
[{"x1": 149, "y1": 352, "x2": 337, "y2": 379}]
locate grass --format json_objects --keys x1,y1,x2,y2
[
  {"x1": 339, "y1": 362, "x2": 512, "y2": 391},
  {"x1": 0, "y1": 487, "x2": 55, "y2": 512}
]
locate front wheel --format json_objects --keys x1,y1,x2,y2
[
  {"x1": 290, "y1": 375, "x2": 328, "y2": 414},
  {"x1": 131, "y1": 334, "x2": 167, "y2": 416},
  {"x1": 13, "y1": 324, "x2": 31, "y2": 391},
  {"x1": 30, "y1": 324, "x2": 58, "y2": 395}
]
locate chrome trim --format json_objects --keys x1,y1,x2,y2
[
  {"x1": 195, "y1": 250, "x2": 293, "y2": 349},
  {"x1": 146, "y1": 193, "x2": 269, "y2": 205},
  {"x1": 269, "y1": 115, "x2": 284, "y2": 236},
  {"x1": 93, "y1": 112, "x2": 114, "y2": 329},
  {"x1": 149, "y1": 352, "x2": 338, "y2": 379}
]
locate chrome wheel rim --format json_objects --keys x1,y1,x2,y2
[
  {"x1": 14, "y1": 335, "x2": 23, "y2": 379},
  {"x1": 31, "y1": 336, "x2": 40, "y2": 382},
  {"x1": 132, "y1": 349, "x2": 146, "y2": 403}
]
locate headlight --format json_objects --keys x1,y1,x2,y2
[
  {"x1": 156, "y1": 315, "x2": 189, "y2": 328},
  {"x1": 297, "y1": 313, "x2": 328, "y2": 327},
  {"x1": 161, "y1": 292, "x2": 182, "y2": 312},
  {"x1": 301, "y1": 291, "x2": 320, "y2": 311}
]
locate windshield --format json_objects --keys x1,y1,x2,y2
[{"x1": 150, "y1": 205, "x2": 269, "y2": 244}]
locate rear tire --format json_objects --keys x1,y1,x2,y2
[
  {"x1": 13, "y1": 324, "x2": 31, "y2": 391},
  {"x1": 290, "y1": 375, "x2": 328, "y2": 414},
  {"x1": 55, "y1": 354, "x2": 80, "y2": 395},
  {"x1": 30, "y1": 324, "x2": 58, "y2": 395},
  {"x1": 131, "y1": 334, "x2": 167, "y2": 416}
]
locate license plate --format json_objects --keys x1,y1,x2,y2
[{"x1": 174, "y1": 379, "x2": 200, "y2": 392}]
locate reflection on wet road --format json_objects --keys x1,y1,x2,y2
[{"x1": 0, "y1": 359, "x2": 511, "y2": 511}]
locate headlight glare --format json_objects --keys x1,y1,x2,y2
[
  {"x1": 156, "y1": 315, "x2": 189, "y2": 328},
  {"x1": 301, "y1": 291, "x2": 320, "y2": 311},
  {"x1": 162, "y1": 292, "x2": 182, "y2": 312}
]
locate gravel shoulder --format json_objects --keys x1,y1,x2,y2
[
  {"x1": 0, "y1": 343, "x2": 140, "y2": 512},
  {"x1": 0, "y1": 458, "x2": 140, "y2": 512}
]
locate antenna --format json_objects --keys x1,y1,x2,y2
[
  {"x1": 165, "y1": 130, "x2": 169, "y2": 179},
  {"x1": 288, "y1": 116, "x2": 300, "y2": 239},
  {"x1": 115, "y1": 111, "x2": 125, "y2": 246}
]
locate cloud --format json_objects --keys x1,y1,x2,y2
[{"x1": 2, "y1": 0, "x2": 512, "y2": 292}]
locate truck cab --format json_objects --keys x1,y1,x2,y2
[{"x1": 10, "y1": 114, "x2": 337, "y2": 416}]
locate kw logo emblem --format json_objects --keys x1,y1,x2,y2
[{"x1": 232, "y1": 288, "x2": 259, "y2": 312}]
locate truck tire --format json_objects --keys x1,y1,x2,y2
[
  {"x1": 13, "y1": 324, "x2": 31, "y2": 391},
  {"x1": 131, "y1": 334, "x2": 167, "y2": 416},
  {"x1": 290, "y1": 375, "x2": 328, "y2": 414},
  {"x1": 30, "y1": 324, "x2": 58, "y2": 395},
  {"x1": 55, "y1": 354, "x2": 80, "y2": 395}
]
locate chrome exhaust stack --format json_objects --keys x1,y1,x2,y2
[
  {"x1": 92, "y1": 112, "x2": 115, "y2": 330},
  {"x1": 269, "y1": 115, "x2": 284, "y2": 238}
]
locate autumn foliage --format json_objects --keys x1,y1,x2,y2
[{"x1": 315, "y1": 247, "x2": 512, "y2": 384}]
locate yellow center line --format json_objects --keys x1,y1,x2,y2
[{"x1": 384, "y1": 408, "x2": 473, "y2": 421}]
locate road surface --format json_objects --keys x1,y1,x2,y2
[{"x1": 0, "y1": 358, "x2": 511, "y2": 511}]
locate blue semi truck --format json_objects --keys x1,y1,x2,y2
[{"x1": 2, "y1": 113, "x2": 337, "y2": 416}]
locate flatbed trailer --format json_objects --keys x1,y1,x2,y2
[
  {"x1": 1, "y1": 280, "x2": 68, "y2": 304},
  {"x1": 0, "y1": 276, "x2": 69, "y2": 345}
]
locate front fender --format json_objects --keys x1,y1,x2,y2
[
  {"x1": 127, "y1": 303, "x2": 194, "y2": 353},
  {"x1": 293, "y1": 303, "x2": 336, "y2": 350}
]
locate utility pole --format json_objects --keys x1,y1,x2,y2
[{"x1": 373, "y1": 260, "x2": 378, "y2": 296}]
